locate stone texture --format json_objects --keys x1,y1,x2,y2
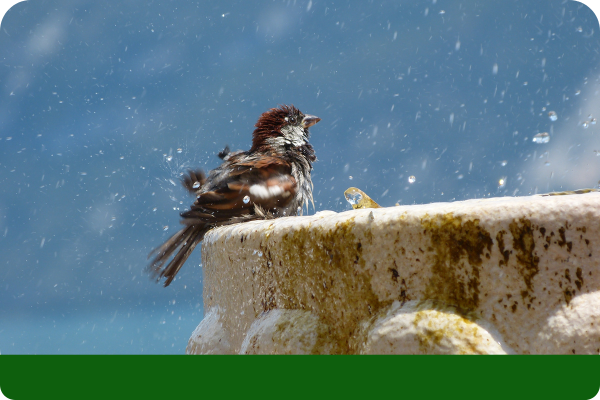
[
  {"x1": 186, "y1": 307, "x2": 234, "y2": 354},
  {"x1": 187, "y1": 192, "x2": 600, "y2": 354},
  {"x1": 358, "y1": 300, "x2": 512, "y2": 354},
  {"x1": 239, "y1": 309, "x2": 333, "y2": 354},
  {"x1": 534, "y1": 291, "x2": 600, "y2": 354}
]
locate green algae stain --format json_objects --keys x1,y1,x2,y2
[
  {"x1": 421, "y1": 213, "x2": 493, "y2": 311},
  {"x1": 557, "y1": 227, "x2": 573, "y2": 253},
  {"x1": 508, "y1": 218, "x2": 540, "y2": 296},
  {"x1": 575, "y1": 267, "x2": 584, "y2": 290},
  {"x1": 496, "y1": 230, "x2": 510, "y2": 267},
  {"x1": 256, "y1": 216, "x2": 380, "y2": 354}
]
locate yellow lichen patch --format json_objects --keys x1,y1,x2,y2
[
  {"x1": 542, "y1": 188, "x2": 600, "y2": 196},
  {"x1": 412, "y1": 300, "x2": 487, "y2": 354},
  {"x1": 421, "y1": 213, "x2": 493, "y2": 311},
  {"x1": 253, "y1": 216, "x2": 381, "y2": 354}
]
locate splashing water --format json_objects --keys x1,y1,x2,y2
[
  {"x1": 532, "y1": 132, "x2": 550, "y2": 144},
  {"x1": 345, "y1": 191, "x2": 363, "y2": 206},
  {"x1": 344, "y1": 187, "x2": 382, "y2": 209}
]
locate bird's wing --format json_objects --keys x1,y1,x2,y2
[{"x1": 180, "y1": 155, "x2": 296, "y2": 224}]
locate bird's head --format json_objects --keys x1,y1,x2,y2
[{"x1": 250, "y1": 104, "x2": 320, "y2": 153}]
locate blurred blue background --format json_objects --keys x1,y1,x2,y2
[{"x1": 1, "y1": 0, "x2": 599, "y2": 354}]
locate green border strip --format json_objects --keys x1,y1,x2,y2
[{"x1": 1, "y1": 356, "x2": 599, "y2": 399}]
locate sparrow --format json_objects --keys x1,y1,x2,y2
[{"x1": 147, "y1": 105, "x2": 321, "y2": 287}]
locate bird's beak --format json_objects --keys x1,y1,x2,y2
[{"x1": 301, "y1": 114, "x2": 321, "y2": 129}]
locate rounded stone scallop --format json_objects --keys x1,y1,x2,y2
[
  {"x1": 360, "y1": 300, "x2": 510, "y2": 354},
  {"x1": 534, "y1": 292, "x2": 600, "y2": 355},
  {"x1": 187, "y1": 307, "x2": 234, "y2": 354},
  {"x1": 239, "y1": 309, "x2": 333, "y2": 354}
]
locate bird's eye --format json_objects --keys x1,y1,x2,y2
[{"x1": 289, "y1": 116, "x2": 296, "y2": 124}]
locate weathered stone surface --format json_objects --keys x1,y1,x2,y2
[
  {"x1": 534, "y1": 291, "x2": 600, "y2": 354},
  {"x1": 187, "y1": 192, "x2": 600, "y2": 354},
  {"x1": 239, "y1": 309, "x2": 333, "y2": 354},
  {"x1": 186, "y1": 307, "x2": 234, "y2": 354},
  {"x1": 358, "y1": 300, "x2": 512, "y2": 354}
]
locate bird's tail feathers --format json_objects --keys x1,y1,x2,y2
[{"x1": 147, "y1": 224, "x2": 207, "y2": 287}]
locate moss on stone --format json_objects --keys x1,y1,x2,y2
[
  {"x1": 253, "y1": 216, "x2": 382, "y2": 354},
  {"x1": 421, "y1": 213, "x2": 493, "y2": 311}
]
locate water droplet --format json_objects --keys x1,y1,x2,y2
[
  {"x1": 576, "y1": 26, "x2": 583, "y2": 33},
  {"x1": 192, "y1": 181, "x2": 201, "y2": 189},
  {"x1": 457, "y1": 174, "x2": 464, "y2": 180},
  {"x1": 153, "y1": 207, "x2": 157, "y2": 212},
  {"x1": 177, "y1": 148, "x2": 183, "y2": 153},
  {"x1": 345, "y1": 191, "x2": 363, "y2": 206},
  {"x1": 582, "y1": 121, "x2": 590, "y2": 129},
  {"x1": 592, "y1": 118, "x2": 597, "y2": 125},
  {"x1": 349, "y1": 176, "x2": 353, "y2": 180},
  {"x1": 544, "y1": 161, "x2": 551, "y2": 166},
  {"x1": 575, "y1": 90, "x2": 581, "y2": 96},
  {"x1": 500, "y1": 160, "x2": 508, "y2": 167},
  {"x1": 498, "y1": 178, "x2": 506, "y2": 188},
  {"x1": 548, "y1": 111, "x2": 558, "y2": 121},
  {"x1": 532, "y1": 132, "x2": 550, "y2": 143},
  {"x1": 163, "y1": 226, "x2": 169, "y2": 231},
  {"x1": 297, "y1": 206, "x2": 302, "y2": 214},
  {"x1": 408, "y1": 175, "x2": 416, "y2": 183},
  {"x1": 492, "y1": 63, "x2": 498, "y2": 75},
  {"x1": 166, "y1": 155, "x2": 173, "y2": 162},
  {"x1": 439, "y1": 10, "x2": 445, "y2": 14},
  {"x1": 243, "y1": 195, "x2": 250, "y2": 204}
]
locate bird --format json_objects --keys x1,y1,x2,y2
[{"x1": 147, "y1": 104, "x2": 321, "y2": 287}]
